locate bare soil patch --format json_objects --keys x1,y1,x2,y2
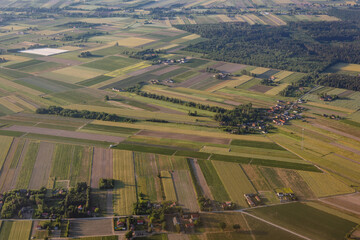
[
  {"x1": 178, "y1": 72, "x2": 213, "y2": 88},
  {"x1": 338, "y1": 90, "x2": 354, "y2": 98},
  {"x1": 3, "y1": 125, "x2": 125, "y2": 143},
  {"x1": 321, "y1": 193, "x2": 360, "y2": 215},
  {"x1": 190, "y1": 159, "x2": 214, "y2": 200},
  {"x1": 136, "y1": 129, "x2": 231, "y2": 145},
  {"x1": 28, "y1": 142, "x2": 55, "y2": 189},
  {"x1": 153, "y1": 65, "x2": 180, "y2": 76},
  {"x1": 69, "y1": 219, "x2": 113, "y2": 237},
  {"x1": 0, "y1": 138, "x2": 20, "y2": 192},
  {"x1": 216, "y1": 63, "x2": 247, "y2": 73},
  {"x1": 248, "y1": 84, "x2": 273, "y2": 93},
  {"x1": 91, "y1": 147, "x2": 113, "y2": 188}
]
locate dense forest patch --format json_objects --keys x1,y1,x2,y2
[{"x1": 175, "y1": 21, "x2": 360, "y2": 73}]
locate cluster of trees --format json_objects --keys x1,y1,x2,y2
[
  {"x1": 198, "y1": 197, "x2": 212, "y2": 211},
  {"x1": 64, "y1": 182, "x2": 91, "y2": 218},
  {"x1": 240, "y1": 69, "x2": 257, "y2": 77},
  {"x1": 261, "y1": 78, "x2": 278, "y2": 86},
  {"x1": 316, "y1": 73, "x2": 360, "y2": 91},
  {"x1": 129, "y1": 49, "x2": 165, "y2": 60},
  {"x1": 205, "y1": 67, "x2": 220, "y2": 73},
  {"x1": 0, "y1": 57, "x2": 7, "y2": 63},
  {"x1": 78, "y1": 51, "x2": 93, "y2": 58},
  {"x1": 214, "y1": 103, "x2": 266, "y2": 127},
  {"x1": 133, "y1": 193, "x2": 152, "y2": 215},
  {"x1": 61, "y1": 30, "x2": 105, "y2": 42},
  {"x1": 175, "y1": 21, "x2": 360, "y2": 72},
  {"x1": 125, "y1": 86, "x2": 227, "y2": 113},
  {"x1": 57, "y1": 21, "x2": 101, "y2": 28},
  {"x1": 328, "y1": 8, "x2": 360, "y2": 22},
  {"x1": 36, "y1": 106, "x2": 137, "y2": 123},
  {"x1": 99, "y1": 178, "x2": 115, "y2": 189}
]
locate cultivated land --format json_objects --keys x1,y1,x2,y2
[{"x1": 0, "y1": 2, "x2": 359, "y2": 239}]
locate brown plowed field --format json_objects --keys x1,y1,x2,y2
[
  {"x1": 1, "y1": 140, "x2": 29, "y2": 192},
  {"x1": 153, "y1": 65, "x2": 180, "y2": 76},
  {"x1": 321, "y1": 193, "x2": 360, "y2": 215},
  {"x1": 0, "y1": 138, "x2": 20, "y2": 192},
  {"x1": 178, "y1": 72, "x2": 212, "y2": 88},
  {"x1": 136, "y1": 129, "x2": 231, "y2": 145},
  {"x1": 248, "y1": 84, "x2": 273, "y2": 93},
  {"x1": 91, "y1": 147, "x2": 113, "y2": 188},
  {"x1": 69, "y1": 219, "x2": 113, "y2": 237},
  {"x1": 3, "y1": 125, "x2": 125, "y2": 143},
  {"x1": 28, "y1": 142, "x2": 55, "y2": 189},
  {"x1": 172, "y1": 170, "x2": 200, "y2": 212},
  {"x1": 216, "y1": 63, "x2": 247, "y2": 73},
  {"x1": 190, "y1": 158, "x2": 214, "y2": 200}
]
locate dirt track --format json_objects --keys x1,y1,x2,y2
[
  {"x1": 136, "y1": 129, "x2": 231, "y2": 145},
  {"x1": 3, "y1": 125, "x2": 125, "y2": 143},
  {"x1": 28, "y1": 142, "x2": 55, "y2": 189}
]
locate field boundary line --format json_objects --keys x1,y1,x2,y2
[{"x1": 242, "y1": 211, "x2": 312, "y2": 240}]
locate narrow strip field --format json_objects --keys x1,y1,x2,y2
[
  {"x1": 16, "y1": 141, "x2": 40, "y2": 189},
  {"x1": 161, "y1": 170, "x2": 177, "y2": 202},
  {"x1": 91, "y1": 147, "x2": 113, "y2": 188},
  {"x1": 113, "y1": 150, "x2": 137, "y2": 215},
  {"x1": 0, "y1": 136, "x2": 13, "y2": 170},
  {"x1": 172, "y1": 170, "x2": 199, "y2": 212},
  {"x1": 212, "y1": 161, "x2": 256, "y2": 208},
  {"x1": 2, "y1": 125, "x2": 125, "y2": 143}
]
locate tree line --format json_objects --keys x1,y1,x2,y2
[{"x1": 36, "y1": 106, "x2": 137, "y2": 123}]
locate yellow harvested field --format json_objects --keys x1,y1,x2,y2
[
  {"x1": 217, "y1": 14, "x2": 234, "y2": 22},
  {"x1": 234, "y1": 15, "x2": 246, "y2": 22},
  {"x1": 0, "y1": 97, "x2": 23, "y2": 112},
  {"x1": 265, "y1": 83, "x2": 290, "y2": 96},
  {"x1": 241, "y1": 15, "x2": 255, "y2": 25},
  {"x1": 213, "y1": 161, "x2": 256, "y2": 208},
  {"x1": 332, "y1": 63, "x2": 360, "y2": 73},
  {"x1": 156, "y1": 44, "x2": 178, "y2": 51},
  {"x1": 176, "y1": 17, "x2": 185, "y2": 24},
  {"x1": 0, "y1": 55, "x2": 31, "y2": 64},
  {"x1": 317, "y1": 15, "x2": 340, "y2": 21},
  {"x1": 266, "y1": 14, "x2": 287, "y2": 25},
  {"x1": 91, "y1": 75, "x2": 129, "y2": 89},
  {"x1": 37, "y1": 28, "x2": 72, "y2": 35},
  {"x1": 0, "y1": 25, "x2": 28, "y2": 31},
  {"x1": 226, "y1": 75, "x2": 253, "y2": 88},
  {"x1": 205, "y1": 81, "x2": 231, "y2": 92},
  {"x1": 298, "y1": 171, "x2": 354, "y2": 198},
  {"x1": 188, "y1": 18, "x2": 197, "y2": 24},
  {"x1": 274, "y1": 71, "x2": 293, "y2": 81},
  {"x1": 182, "y1": 34, "x2": 200, "y2": 40},
  {"x1": 165, "y1": 18, "x2": 172, "y2": 27},
  {"x1": 115, "y1": 37, "x2": 155, "y2": 47},
  {"x1": 273, "y1": 0, "x2": 292, "y2": 3},
  {"x1": 0, "y1": 77, "x2": 43, "y2": 96},
  {"x1": 161, "y1": 171, "x2": 177, "y2": 201},
  {"x1": 3, "y1": 95, "x2": 37, "y2": 111},
  {"x1": 105, "y1": 62, "x2": 151, "y2": 77},
  {"x1": 250, "y1": 67, "x2": 270, "y2": 75},
  {"x1": 247, "y1": 14, "x2": 267, "y2": 25},
  {"x1": 91, "y1": 120, "x2": 271, "y2": 141},
  {"x1": 0, "y1": 136, "x2": 13, "y2": 168},
  {"x1": 113, "y1": 150, "x2": 137, "y2": 215}
]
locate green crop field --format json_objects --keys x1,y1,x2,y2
[
  {"x1": 298, "y1": 171, "x2": 354, "y2": 197},
  {"x1": 161, "y1": 170, "x2": 177, "y2": 201},
  {"x1": 0, "y1": 68, "x2": 31, "y2": 80},
  {"x1": 82, "y1": 56, "x2": 141, "y2": 71},
  {"x1": 197, "y1": 159, "x2": 230, "y2": 202},
  {"x1": 82, "y1": 124, "x2": 140, "y2": 135},
  {"x1": 0, "y1": 136, "x2": 13, "y2": 170},
  {"x1": 69, "y1": 146, "x2": 92, "y2": 187},
  {"x1": 247, "y1": 202, "x2": 358, "y2": 240},
  {"x1": 212, "y1": 161, "x2": 256, "y2": 208},
  {"x1": 3, "y1": 221, "x2": 33, "y2": 240},
  {"x1": 115, "y1": 143, "x2": 177, "y2": 155},
  {"x1": 50, "y1": 144, "x2": 74, "y2": 180},
  {"x1": 113, "y1": 150, "x2": 137, "y2": 215},
  {"x1": 16, "y1": 141, "x2": 40, "y2": 189},
  {"x1": 134, "y1": 152, "x2": 159, "y2": 201},
  {"x1": 6, "y1": 59, "x2": 44, "y2": 69},
  {"x1": 78, "y1": 75, "x2": 113, "y2": 87},
  {"x1": 231, "y1": 139, "x2": 285, "y2": 150}
]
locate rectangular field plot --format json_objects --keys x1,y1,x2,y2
[
  {"x1": 172, "y1": 170, "x2": 199, "y2": 212},
  {"x1": 41, "y1": 66, "x2": 107, "y2": 84},
  {"x1": 161, "y1": 170, "x2": 177, "y2": 202},
  {"x1": 82, "y1": 56, "x2": 141, "y2": 71},
  {"x1": 247, "y1": 202, "x2": 358, "y2": 240},
  {"x1": 0, "y1": 136, "x2": 13, "y2": 170},
  {"x1": 298, "y1": 171, "x2": 354, "y2": 198},
  {"x1": 20, "y1": 48, "x2": 69, "y2": 56},
  {"x1": 113, "y1": 150, "x2": 137, "y2": 215},
  {"x1": 321, "y1": 193, "x2": 360, "y2": 215},
  {"x1": 212, "y1": 161, "x2": 256, "y2": 208},
  {"x1": 0, "y1": 221, "x2": 32, "y2": 240}
]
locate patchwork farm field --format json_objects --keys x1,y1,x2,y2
[{"x1": 0, "y1": 7, "x2": 358, "y2": 239}]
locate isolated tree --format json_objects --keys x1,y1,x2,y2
[
  {"x1": 233, "y1": 224, "x2": 241, "y2": 231},
  {"x1": 104, "y1": 95, "x2": 109, "y2": 101},
  {"x1": 219, "y1": 222, "x2": 226, "y2": 231},
  {"x1": 125, "y1": 230, "x2": 133, "y2": 239}
]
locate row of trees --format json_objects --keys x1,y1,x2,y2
[{"x1": 36, "y1": 106, "x2": 137, "y2": 123}]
